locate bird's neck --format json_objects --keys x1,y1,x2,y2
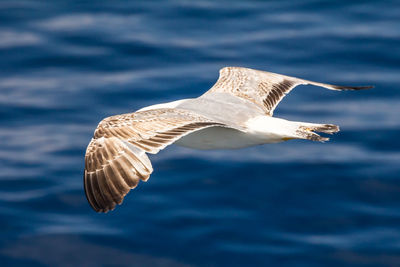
[{"x1": 136, "y1": 98, "x2": 192, "y2": 112}]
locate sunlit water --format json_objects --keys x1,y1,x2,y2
[{"x1": 0, "y1": 1, "x2": 399, "y2": 266}]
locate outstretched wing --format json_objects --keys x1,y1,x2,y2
[
  {"x1": 84, "y1": 108, "x2": 225, "y2": 212},
  {"x1": 203, "y1": 67, "x2": 372, "y2": 116}
]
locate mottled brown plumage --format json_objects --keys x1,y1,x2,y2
[
  {"x1": 84, "y1": 67, "x2": 372, "y2": 212},
  {"x1": 84, "y1": 108, "x2": 225, "y2": 212},
  {"x1": 204, "y1": 67, "x2": 372, "y2": 116}
]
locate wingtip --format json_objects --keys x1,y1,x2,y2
[{"x1": 333, "y1": 85, "x2": 374, "y2": 91}]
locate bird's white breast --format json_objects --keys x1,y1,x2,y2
[
  {"x1": 174, "y1": 126, "x2": 265, "y2": 150},
  {"x1": 175, "y1": 116, "x2": 296, "y2": 150}
]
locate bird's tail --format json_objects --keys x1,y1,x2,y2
[{"x1": 294, "y1": 122, "x2": 340, "y2": 142}]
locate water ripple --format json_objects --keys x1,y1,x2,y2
[{"x1": 1, "y1": 0, "x2": 399, "y2": 266}]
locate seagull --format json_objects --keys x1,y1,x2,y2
[{"x1": 84, "y1": 67, "x2": 372, "y2": 212}]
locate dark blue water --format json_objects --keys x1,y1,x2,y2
[{"x1": 1, "y1": 1, "x2": 399, "y2": 266}]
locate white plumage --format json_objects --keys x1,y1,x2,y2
[{"x1": 84, "y1": 67, "x2": 372, "y2": 212}]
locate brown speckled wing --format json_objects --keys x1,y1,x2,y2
[
  {"x1": 84, "y1": 108, "x2": 224, "y2": 212},
  {"x1": 204, "y1": 67, "x2": 372, "y2": 116}
]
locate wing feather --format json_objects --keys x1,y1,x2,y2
[
  {"x1": 204, "y1": 67, "x2": 372, "y2": 116},
  {"x1": 84, "y1": 108, "x2": 226, "y2": 212}
]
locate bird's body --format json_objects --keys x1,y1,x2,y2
[
  {"x1": 142, "y1": 96, "x2": 298, "y2": 149},
  {"x1": 84, "y1": 67, "x2": 372, "y2": 212}
]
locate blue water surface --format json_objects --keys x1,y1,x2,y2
[{"x1": 1, "y1": 1, "x2": 399, "y2": 266}]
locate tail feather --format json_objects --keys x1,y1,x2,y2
[{"x1": 296, "y1": 123, "x2": 340, "y2": 142}]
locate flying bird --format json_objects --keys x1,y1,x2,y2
[{"x1": 84, "y1": 67, "x2": 372, "y2": 212}]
